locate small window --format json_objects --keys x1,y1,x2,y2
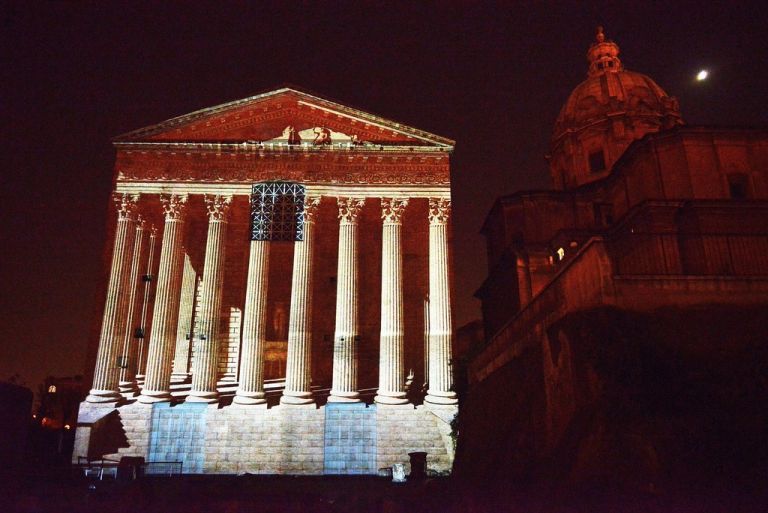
[
  {"x1": 589, "y1": 149, "x2": 607, "y2": 173},
  {"x1": 728, "y1": 173, "x2": 750, "y2": 200}
]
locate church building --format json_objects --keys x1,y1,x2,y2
[
  {"x1": 74, "y1": 88, "x2": 458, "y2": 475},
  {"x1": 459, "y1": 28, "x2": 768, "y2": 489}
]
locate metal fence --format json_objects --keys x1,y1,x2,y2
[{"x1": 75, "y1": 457, "x2": 183, "y2": 480}]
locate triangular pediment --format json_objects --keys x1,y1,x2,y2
[{"x1": 114, "y1": 87, "x2": 453, "y2": 148}]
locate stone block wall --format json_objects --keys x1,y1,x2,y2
[
  {"x1": 74, "y1": 400, "x2": 456, "y2": 476},
  {"x1": 219, "y1": 306, "x2": 241, "y2": 381}
]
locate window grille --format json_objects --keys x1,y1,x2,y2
[{"x1": 250, "y1": 182, "x2": 306, "y2": 241}]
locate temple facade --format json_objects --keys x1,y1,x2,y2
[
  {"x1": 458, "y1": 29, "x2": 768, "y2": 490},
  {"x1": 74, "y1": 88, "x2": 458, "y2": 475}
]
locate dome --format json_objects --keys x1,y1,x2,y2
[{"x1": 548, "y1": 27, "x2": 683, "y2": 190}]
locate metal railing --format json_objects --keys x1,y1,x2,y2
[
  {"x1": 74, "y1": 457, "x2": 183, "y2": 479},
  {"x1": 144, "y1": 461, "x2": 183, "y2": 476}
]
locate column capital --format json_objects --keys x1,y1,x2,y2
[
  {"x1": 135, "y1": 214, "x2": 146, "y2": 231},
  {"x1": 381, "y1": 198, "x2": 409, "y2": 225},
  {"x1": 160, "y1": 194, "x2": 188, "y2": 221},
  {"x1": 149, "y1": 224, "x2": 158, "y2": 238},
  {"x1": 337, "y1": 197, "x2": 365, "y2": 224},
  {"x1": 205, "y1": 194, "x2": 233, "y2": 221},
  {"x1": 428, "y1": 198, "x2": 451, "y2": 225},
  {"x1": 114, "y1": 193, "x2": 139, "y2": 220},
  {"x1": 303, "y1": 195, "x2": 321, "y2": 222}
]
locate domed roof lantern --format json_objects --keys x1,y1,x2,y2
[
  {"x1": 548, "y1": 27, "x2": 684, "y2": 190},
  {"x1": 587, "y1": 26, "x2": 623, "y2": 76}
]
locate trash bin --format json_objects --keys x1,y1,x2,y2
[{"x1": 407, "y1": 452, "x2": 427, "y2": 481}]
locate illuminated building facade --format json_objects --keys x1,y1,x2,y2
[
  {"x1": 74, "y1": 88, "x2": 457, "y2": 474},
  {"x1": 460, "y1": 29, "x2": 768, "y2": 488}
]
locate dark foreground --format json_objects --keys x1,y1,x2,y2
[{"x1": 3, "y1": 472, "x2": 768, "y2": 513}]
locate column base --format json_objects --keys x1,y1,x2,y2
[
  {"x1": 85, "y1": 389, "x2": 122, "y2": 404},
  {"x1": 280, "y1": 391, "x2": 315, "y2": 406},
  {"x1": 137, "y1": 390, "x2": 172, "y2": 404},
  {"x1": 119, "y1": 381, "x2": 139, "y2": 398},
  {"x1": 374, "y1": 391, "x2": 409, "y2": 405},
  {"x1": 233, "y1": 391, "x2": 267, "y2": 405},
  {"x1": 327, "y1": 391, "x2": 361, "y2": 403},
  {"x1": 186, "y1": 391, "x2": 219, "y2": 404},
  {"x1": 424, "y1": 390, "x2": 458, "y2": 406},
  {"x1": 170, "y1": 373, "x2": 191, "y2": 384}
]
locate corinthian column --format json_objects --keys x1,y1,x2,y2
[
  {"x1": 139, "y1": 194, "x2": 188, "y2": 403},
  {"x1": 187, "y1": 195, "x2": 232, "y2": 403},
  {"x1": 86, "y1": 193, "x2": 139, "y2": 403},
  {"x1": 281, "y1": 196, "x2": 321, "y2": 406},
  {"x1": 328, "y1": 197, "x2": 365, "y2": 403},
  {"x1": 375, "y1": 198, "x2": 409, "y2": 405},
  {"x1": 118, "y1": 216, "x2": 145, "y2": 397},
  {"x1": 136, "y1": 226, "x2": 157, "y2": 381},
  {"x1": 425, "y1": 198, "x2": 457, "y2": 405},
  {"x1": 234, "y1": 238, "x2": 270, "y2": 405}
]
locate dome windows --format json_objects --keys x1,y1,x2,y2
[
  {"x1": 727, "y1": 173, "x2": 751, "y2": 200},
  {"x1": 588, "y1": 149, "x2": 607, "y2": 173},
  {"x1": 549, "y1": 27, "x2": 683, "y2": 189}
]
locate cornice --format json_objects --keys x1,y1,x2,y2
[
  {"x1": 113, "y1": 141, "x2": 451, "y2": 153},
  {"x1": 114, "y1": 181, "x2": 451, "y2": 199}
]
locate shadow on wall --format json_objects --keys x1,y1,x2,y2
[
  {"x1": 456, "y1": 304, "x2": 768, "y2": 494},
  {"x1": 86, "y1": 410, "x2": 129, "y2": 460}
]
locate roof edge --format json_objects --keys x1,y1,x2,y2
[{"x1": 113, "y1": 86, "x2": 455, "y2": 147}]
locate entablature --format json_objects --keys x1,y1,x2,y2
[{"x1": 114, "y1": 181, "x2": 451, "y2": 199}]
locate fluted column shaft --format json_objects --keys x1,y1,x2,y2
[
  {"x1": 329, "y1": 197, "x2": 365, "y2": 403},
  {"x1": 423, "y1": 296, "x2": 430, "y2": 391},
  {"x1": 425, "y1": 198, "x2": 458, "y2": 405},
  {"x1": 281, "y1": 197, "x2": 321, "y2": 405},
  {"x1": 136, "y1": 227, "x2": 157, "y2": 380},
  {"x1": 375, "y1": 198, "x2": 409, "y2": 405},
  {"x1": 118, "y1": 217, "x2": 145, "y2": 396},
  {"x1": 87, "y1": 194, "x2": 139, "y2": 403},
  {"x1": 171, "y1": 254, "x2": 197, "y2": 380},
  {"x1": 234, "y1": 240, "x2": 270, "y2": 405},
  {"x1": 139, "y1": 195, "x2": 188, "y2": 403},
  {"x1": 188, "y1": 195, "x2": 232, "y2": 403}
]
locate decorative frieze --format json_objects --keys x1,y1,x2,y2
[{"x1": 116, "y1": 155, "x2": 450, "y2": 185}]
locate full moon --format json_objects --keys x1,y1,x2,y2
[{"x1": 697, "y1": 69, "x2": 709, "y2": 81}]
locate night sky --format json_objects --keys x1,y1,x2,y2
[{"x1": 3, "y1": 1, "x2": 767, "y2": 393}]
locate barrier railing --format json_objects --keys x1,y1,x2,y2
[{"x1": 74, "y1": 457, "x2": 183, "y2": 479}]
